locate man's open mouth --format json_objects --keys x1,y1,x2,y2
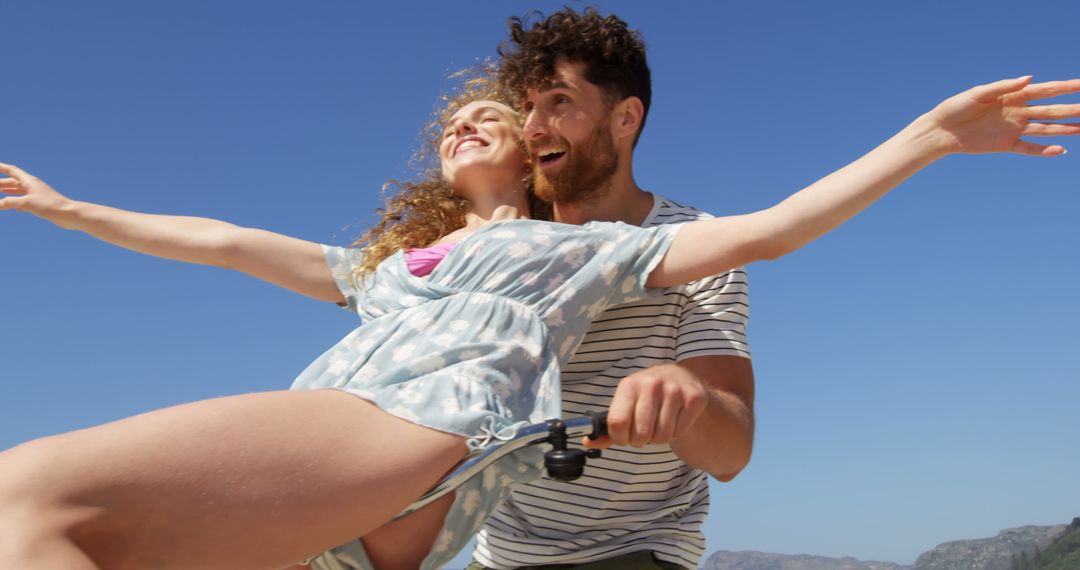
[{"x1": 537, "y1": 150, "x2": 567, "y2": 169}]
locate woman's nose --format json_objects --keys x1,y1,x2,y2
[{"x1": 455, "y1": 120, "x2": 477, "y2": 136}]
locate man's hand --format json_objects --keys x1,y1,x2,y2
[
  {"x1": 585, "y1": 357, "x2": 755, "y2": 481},
  {"x1": 585, "y1": 363, "x2": 708, "y2": 449}
]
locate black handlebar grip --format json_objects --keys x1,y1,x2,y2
[{"x1": 586, "y1": 410, "x2": 608, "y2": 440}]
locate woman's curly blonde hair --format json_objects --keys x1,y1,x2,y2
[{"x1": 351, "y1": 66, "x2": 550, "y2": 278}]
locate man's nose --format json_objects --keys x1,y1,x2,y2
[{"x1": 523, "y1": 109, "x2": 547, "y2": 140}]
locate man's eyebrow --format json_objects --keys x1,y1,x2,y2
[{"x1": 534, "y1": 80, "x2": 571, "y2": 93}]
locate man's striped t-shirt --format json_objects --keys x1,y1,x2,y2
[{"x1": 473, "y1": 195, "x2": 752, "y2": 569}]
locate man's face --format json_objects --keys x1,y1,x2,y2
[{"x1": 523, "y1": 59, "x2": 618, "y2": 204}]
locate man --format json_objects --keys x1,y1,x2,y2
[{"x1": 469, "y1": 8, "x2": 756, "y2": 569}]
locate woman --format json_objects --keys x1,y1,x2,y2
[{"x1": 0, "y1": 74, "x2": 1077, "y2": 570}]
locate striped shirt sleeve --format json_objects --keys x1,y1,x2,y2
[{"x1": 674, "y1": 267, "x2": 751, "y2": 360}]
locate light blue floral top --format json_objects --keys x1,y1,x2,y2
[{"x1": 291, "y1": 218, "x2": 680, "y2": 570}]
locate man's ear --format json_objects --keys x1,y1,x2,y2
[{"x1": 612, "y1": 96, "x2": 644, "y2": 143}]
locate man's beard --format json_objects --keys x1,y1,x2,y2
[{"x1": 532, "y1": 121, "x2": 618, "y2": 205}]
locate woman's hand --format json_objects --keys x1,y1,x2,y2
[
  {"x1": 0, "y1": 162, "x2": 73, "y2": 221},
  {"x1": 927, "y1": 77, "x2": 1080, "y2": 157}
]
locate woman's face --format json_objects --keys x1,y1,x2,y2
[{"x1": 439, "y1": 100, "x2": 528, "y2": 193}]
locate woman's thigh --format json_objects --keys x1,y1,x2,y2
[{"x1": 0, "y1": 389, "x2": 467, "y2": 570}]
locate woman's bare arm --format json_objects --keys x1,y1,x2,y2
[{"x1": 0, "y1": 163, "x2": 344, "y2": 303}]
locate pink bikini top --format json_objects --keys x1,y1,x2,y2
[{"x1": 404, "y1": 242, "x2": 459, "y2": 277}]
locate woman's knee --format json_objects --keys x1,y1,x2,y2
[
  {"x1": 0, "y1": 438, "x2": 93, "y2": 560},
  {"x1": 0, "y1": 432, "x2": 128, "y2": 526},
  {"x1": 0, "y1": 434, "x2": 145, "y2": 568},
  {"x1": 0, "y1": 437, "x2": 68, "y2": 512}
]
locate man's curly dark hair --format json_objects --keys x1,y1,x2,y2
[{"x1": 497, "y1": 7, "x2": 651, "y2": 145}]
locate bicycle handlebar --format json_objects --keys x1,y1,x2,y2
[{"x1": 394, "y1": 411, "x2": 608, "y2": 520}]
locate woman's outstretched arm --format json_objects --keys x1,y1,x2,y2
[
  {"x1": 648, "y1": 76, "x2": 1080, "y2": 288},
  {"x1": 0, "y1": 163, "x2": 344, "y2": 303}
]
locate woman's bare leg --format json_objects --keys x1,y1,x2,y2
[
  {"x1": 362, "y1": 491, "x2": 457, "y2": 569},
  {"x1": 279, "y1": 485, "x2": 458, "y2": 570},
  {"x1": 0, "y1": 389, "x2": 468, "y2": 570}
]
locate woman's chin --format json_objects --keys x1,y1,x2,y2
[{"x1": 448, "y1": 162, "x2": 528, "y2": 193}]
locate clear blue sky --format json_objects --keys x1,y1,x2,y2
[{"x1": 2, "y1": 1, "x2": 1077, "y2": 566}]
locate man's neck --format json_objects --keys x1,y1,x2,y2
[{"x1": 553, "y1": 173, "x2": 655, "y2": 226}]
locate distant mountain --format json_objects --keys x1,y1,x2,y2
[
  {"x1": 912, "y1": 523, "x2": 1066, "y2": 570},
  {"x1": 1023, "y1": 517, "x2": 1080, "y2": 570},
  {"x1": 703, "y1": 550, "x2": 906, "y2": 570},
  {"x1": 702, "y1": 519, "x2": 1074, "y2": 570}
]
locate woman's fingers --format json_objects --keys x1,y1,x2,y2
[
  {"x1": 0, "y1": 163, "x2": 36, "y2": 202},
  {"x1": 967, "y1": 76, "x2": 1032, "y2": 104},
  {"x1": 1011, "y1": 80, "x2": 1080, "y2": 155},
  {"x1": 0, "y1": 164, "x2": 61, "y2": 212},
  {"x1": 0, "y1": 196, "x2": 27, "y2": 211},
  {"x1": 0, "y1": 165, "x2": 29, "y2": 209},
  {"x1": 1024, "y1": 122, "x2": 1080, "y2": 136},
  {"x1": 1021, "y1": 79, "x2": 1080, "y2": 102},
  {"x1": 1023, "y1": 103, "x2": 1080, "y2": 121},
  {"x1": 0, "y1": 178, "x2": 26, "y2": 193},
  {"x1": 0, "y1": 165, "x2": 34, "y2": 207},
  {"x1": 1011, "y1": 139, "x2": 1066, "y2": 157},
  {"x1": 0, "y1": 162, "x2": 33, "y2": 183},
  {"x1": 0, "y1": 182, "x2": 23, "y2": 192}
]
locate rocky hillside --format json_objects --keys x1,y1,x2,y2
[
  {"x1": 702, "y1": 519, "x2": 1073, "y2": 570},
  {"x1": 911, "y1": 524, "x2": 1066, "y2": 570},
  {"x1": 1023, "y1": 517, "x2": 1080, "y2": 569},
  {"x1": 703, "y1": 550, "x2": 906, "y2": 570}
]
